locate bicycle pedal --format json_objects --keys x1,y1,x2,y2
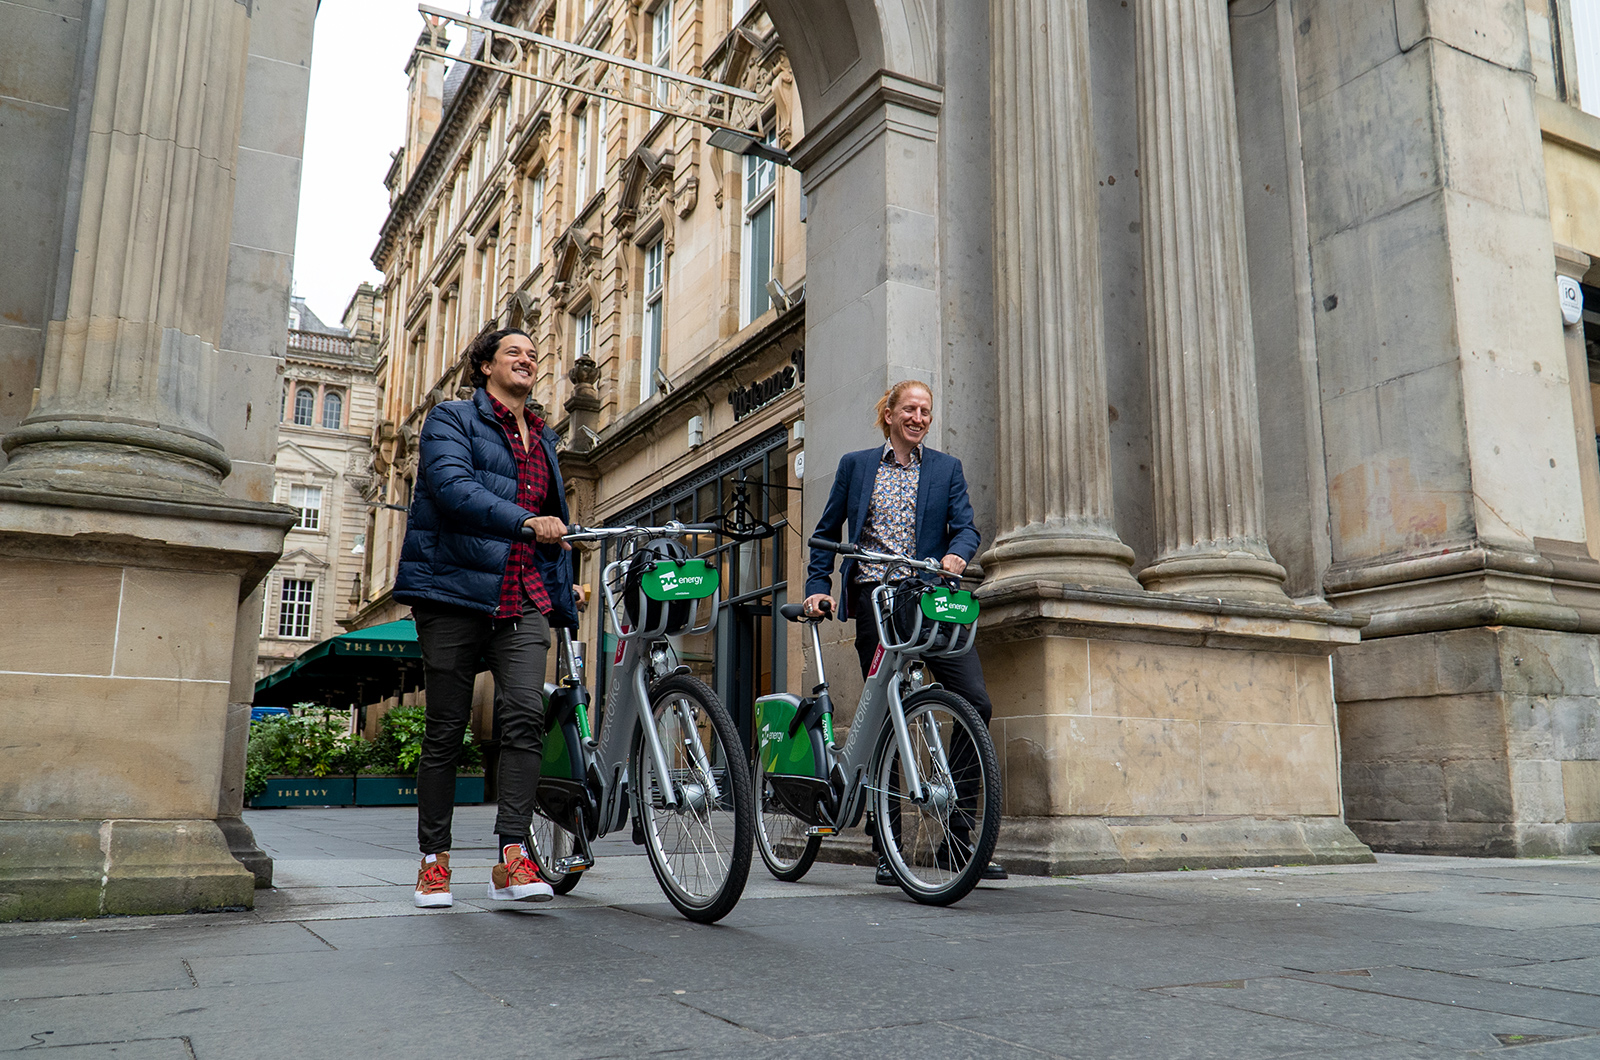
[
  {"x1": 555, "y1": 856, "x2": 593, "y2": 873},
  {"x1": 806, "y1": 826, "x2": 839, "y2": 837}
]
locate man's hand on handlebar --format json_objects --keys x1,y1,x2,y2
[
  {"x1": 941, "y1": 554, "x2": 968, "y2": 577},
  {"x1": 801, "y1": 593, "x2": 835, "y2": 619},
  {"x1": 522, "y1": 516, "x2": 572, "y2": 550}
]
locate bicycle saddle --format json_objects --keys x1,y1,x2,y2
[{"x1": 779, "y1": 600, "x2": 833, "y2": 622}]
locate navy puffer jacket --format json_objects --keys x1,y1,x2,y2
[{"x1": 393, "y1": 389, "x2": 579, "y2": 629}]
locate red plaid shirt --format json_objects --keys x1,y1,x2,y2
[{"x1": 486, "y1": 393, "x2": 553, "y2": 619}]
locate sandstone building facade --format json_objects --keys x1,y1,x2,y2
[
  {"x1": 353, "y1": 0, "x2": 808, "y2": 738},
  {"x1": 257, "y1": 292, "x2": 382, "y2": 682}
]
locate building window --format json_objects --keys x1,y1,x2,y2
[
  {"x1": 290, "y1": 484, "x2": 324, "y2": 531},
  {"x1": 293, "y1": 387, "x2": 315, "y2": 426},
  {"x1": 1574, "y1": 0, "x2": 1600, "y2": 118},
  {"x1": 321, "y1": 391, "x2": 343, "y2": 430},
  {"x1": 529, "y1": 172, "x2": 546, "y2": 270},
  {"x1": 642, "y1": 239, "x2": 665, "y2": 402},
  {"x1": 652, "y1": 0, "x2": 673, "y2": 104},
  {"x1": 741, "y1": 136, "x2": 777, "y2": 327},
  {"x1": 278, "y1": 578, "x2": 314, "y2": 639},
  {"x1": 574, "y1": 307, "x2": 593, "y2": 361},
  {"x1": 574, "y1": 107, "x2": 589, "y2": 203}
]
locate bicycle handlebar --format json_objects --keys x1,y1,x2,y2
[
  {"x1": 807, "y1": 536, "x2": 946, "y2": 576},
  {"x1": 541, "y1": 519, "x2": 720, "y2": 543}
]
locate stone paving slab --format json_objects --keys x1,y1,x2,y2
[{"x1": 1, "y1": 805, "x2": 1597, "y2": 1059}]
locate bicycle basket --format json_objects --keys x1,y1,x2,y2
[
  {"x1": 621, "y1": 539, "x2": 718, "y2": 636},
  {"x1": 874, "y1": 574, "x2": 980, "y2": 658}
]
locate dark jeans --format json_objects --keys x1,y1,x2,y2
[
  {"x1": 851, "y1": 582, "x2": 992, "y2": 855},
  {"x1": 412, "y1": 603, "x2": 550, "y2": 855}
]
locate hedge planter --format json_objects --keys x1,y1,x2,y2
[
  {"x1": 251, "y1": 777, "x2": 355, "y2": 807},
  {"x1": 355, "y1": 775, "x2": 485, "y2": 806},
  {"x1": 249, "y1": 776, "x2": 485, "y2": 808}
]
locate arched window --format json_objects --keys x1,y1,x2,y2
[
  {"x1": 293, "y1": 387, "x2": 314, "y2": 426},
  {"x1": 321, "y1": 390, "x2": 343, "y2": 429}
]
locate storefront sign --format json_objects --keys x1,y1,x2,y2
[{"x1": 728, "y1": 348, "x2": 804, "y2": 421}]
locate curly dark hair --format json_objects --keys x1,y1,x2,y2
[{"x1": 463, "y1": 328, "x2": 533, "y2": 389}]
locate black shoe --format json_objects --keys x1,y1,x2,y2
[
  {"x1": 981, "y1": 860, "x2": 1008, "y2": 881},
  {"x1": 874, "y1": 856, "x2": 896, "y2": 886}
]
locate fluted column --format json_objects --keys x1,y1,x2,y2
[
  {"x1": 983, "y1": 0, "x2": 1140, "y2": 592},
  {"x1": 1, "y1": 0, "x2": 252, "y2": 493},
  {"x1": 1133, "y1": 0, "x2": 1288, "y2": 602}
]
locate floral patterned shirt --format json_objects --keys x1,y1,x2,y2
[{"x1": 855, "y1": 442, "x2": 921, "y2": 584}]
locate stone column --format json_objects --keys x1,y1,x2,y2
[
  {"x1": 982, "y1": 0, "x2": 1139, "y2": 592},
  {"x1": 1, "y1": 0, "x2": 252, "y2": 495},
  {"x1": 1133, "y1": 0, "x2": 1288, "y2": 602}
]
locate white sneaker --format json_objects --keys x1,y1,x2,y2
[
  {"x1": 488, "y1": 844, "x2": 555, "y2": 902},
  {"x1": 414, "y1": 852, "x2": 453, "y2": 908}
]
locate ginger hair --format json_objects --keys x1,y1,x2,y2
[{"x1": 874, "y1": 380, "x2": 933, "y2": 437}]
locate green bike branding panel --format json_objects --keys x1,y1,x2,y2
[
  {"x1": 755, "y1": 695, "x2": 825, "y2": 779},
  {"x1": 920, "y1": 587, "x2": 979, "y2": 624},
  {"x1": 642, "y1": 559, "x2": 720, "y2": 601}
]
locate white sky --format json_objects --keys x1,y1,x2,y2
[{"x1": 291, "y1": 0, "x2": 450, "y2": 325}]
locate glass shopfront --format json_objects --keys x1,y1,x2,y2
[{"x1": 592, "y1": 426, "x2": 793, "y2": 753}]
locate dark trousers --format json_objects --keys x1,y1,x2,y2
[
  {"x1": 412, "y1": 603, "x2": 550, "y2": 854},
  {"x1": 851, "y1": 582, "x2": 992, "y2": 853}
]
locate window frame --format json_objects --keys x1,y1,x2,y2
[
  {"x1": 277, "y1": 577, "x2": 315, "y2": 640},
  {"x1": 320, "y1": 390, "x2": 344, "y2": 430},
  {"x1": 651, "y1": 0, "x2": 674, "y2": 104},
  {"x1": 289, "y1": 483, "x2": 324, "y2": 532},
  {"x1": 740, "y1": 137, "x2": 778, "y2": 327},
  {"x1": 642, "y1": 238, "x2": 666, "y2": 403},
  {"x1": 292, "y1": 386, "x2": 315, "y2": 427},
  {"x1": 574, "y1": 306, "x2": 594, "y2": 362}
]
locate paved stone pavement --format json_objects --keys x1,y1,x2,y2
[{"x1": 3, "y1": 807, "x2": 1599, "y2": 1059}]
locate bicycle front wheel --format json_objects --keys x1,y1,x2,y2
[
  {"x1": 754, "y1": 746, "x2": 821, "y2": 882},
  {"x1": 873, "y1": 689, "x2": 1001, "y2": 906},
  {"x1": 632, "y1": 674, "x2": 754, "y2": 923},
  {"x1": 528, "y1": 812, "x2": 581, "y2": 895}
]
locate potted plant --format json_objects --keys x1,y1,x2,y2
[
  {"x1": 244, "y1": 708, "x2": 366, "y2": 807},
  {"x1": 353, "y1": 704, "x2": 485, "y2": 806}
]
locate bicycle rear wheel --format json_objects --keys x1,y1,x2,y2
[
  {"x1": 754, "y1": 749, "x2": 821, "y2": 882},
  {"x1": 633, "y1": 674, "x2": 753, "y2": 923},
  {"x1": 873, "y1": 689, "x2": 1001, "y2": 906},
  {"x1": 527, "y1": 812, "x2": 582, "y2": 895}
]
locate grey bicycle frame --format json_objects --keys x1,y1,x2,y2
[
  {"x1": 572, "y1": 532, "x2": 722, "y2": 834},
  {"x1": 808, "y1": 554, "x2": 977, "y2": 829}
]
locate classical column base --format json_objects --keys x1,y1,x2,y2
[
  {"x1": 1137, "y1": 551, "x2": 1290, "y2": 604},
  {"x1": 993, "y1": 815, "x2": 1374, "y2": 875},
  {"x1": 1336, "y1": 625, "x2": 1600, "y2": 856},
  {"x1": 982, "y1": 525, "x2": 1142, "y2": 594},
  {"x1": 215, "y1": 816, "x2": 274, "y2": 889},
  {"x1": 2, "y1": 420, "x2": 231, "y2": 496},
  {"x1": 973, "y1": 579, "x2": 1366, "y2": 871},
  {"x1": 0, "y1": 820, "x2": 256, "y2": 922}
]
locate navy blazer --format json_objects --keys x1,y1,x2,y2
[
  {"x1": 394, "y1": 389, "x2": 579, "y2": 628},
  {"x1": 805, "y1": 445, "x2": 980, "y2": 618}
]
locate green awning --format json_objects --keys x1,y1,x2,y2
[{"x1": 253, "y1": 619, "x2": 424, "y2": 708}]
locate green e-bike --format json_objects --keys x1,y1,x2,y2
[
  {"x1": 753, "y1": 537, "x2": 1001, "y2": 906},
  {"x1": 524, "y1": 521, "x2": 753, "y2": 923}
]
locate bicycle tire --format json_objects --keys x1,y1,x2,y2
[
  {"x1": 527, "y1": 813, "x2": 582, "y2": 895},
  {"x1": 632, "y1": 673, "x2": 754, "y2": 923},
  {"x1": 753, "y1": 746, "x2": 821, "y2": 882},
  {"x1": 872, "y1": 689, "x2": 1001, "y2": 906}
]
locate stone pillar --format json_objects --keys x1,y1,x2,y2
[
  {"x1": 982, "y1": 0, "x2": 1139, "y2": 592},
  {"x1": 1132, "y1": 0, "x2": 1289, "y2": 602},
  {"x1": 0, "y1": 0, "x2": 309, "y2": 920},
  {"x1": 2, "y1": 0, "x2": 251, "y2": 494}
]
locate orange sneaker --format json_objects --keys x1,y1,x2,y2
[
  {"x1": 489, "y1": 843, "x2": 554, "y2": 902},
  {"x1": 414, "y1": 852, "x2": 452, "y2": 908}
]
